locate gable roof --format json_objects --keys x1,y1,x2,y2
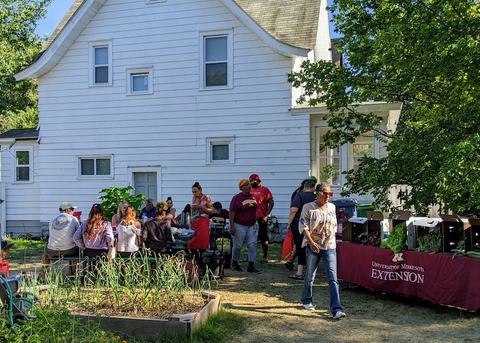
[{"x1": 16, "y1": 0, "x2": 322, "y2": 81}]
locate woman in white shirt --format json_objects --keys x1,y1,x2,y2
[{"x1": 116, "y1": 206, "x2": 142, "y2": 257}]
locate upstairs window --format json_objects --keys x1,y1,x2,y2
[
  {"x1": 200, "y1": 31, "x2": 233, "y2": 89},
  {"x1": 89, "y1": 41, "x2": 112, "y2": 86}
]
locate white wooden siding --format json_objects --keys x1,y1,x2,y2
[{"x1": 3, "y1": 0, "x2": 329, "y2": 227}]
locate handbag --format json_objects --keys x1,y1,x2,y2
[{"x1": 281, "y1": 229, "x2": 294, "y2": 260}]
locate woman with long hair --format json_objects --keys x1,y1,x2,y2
[
  {"x1": 166, "y1": 197, "x2": 177, "y2": 219},
  {"x1": 73, "y1": 203, "x2": 115, "y2": 258},
  {"x1": 111, "y1": 200, "x2": 129, "y2": 227},
  {"x1": 188, "y1": 182, "x2": 213, "y2": 265},
  {"x1": 116, "y1": 206, "x2": 142, "y2": 257},
  {"x1": 142, "y1": 201, "x2": 173, "y2": 256}
]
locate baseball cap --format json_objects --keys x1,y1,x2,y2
[
  {"x1": 60, "y1": 201, "x2": 77, "y2": 210},
  {"x1": 146, "y1": 198, "x2": 154, "y2": 204},
  {"x1": 249, "y1": 174, "x2": 261, "y2": 182}
]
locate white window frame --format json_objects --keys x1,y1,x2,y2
[
  {"x1": 13, "y1": 147, "x2": 33, "y2": 183},
  {"x1": 206, "y1": 137, "x2": 235, "y2": 164},
  {"x1": 88, "y1": 41, "x2": 113, "y2": 86},
  {"x1": 199, "y1": 30, "x2": 233, "y2": 90},
  {"x1": 77, "y1": 155, "x2": 114, "y2": 179},
  {"x1": 126, "y1": 67, "x2": 153, "y2": 95}
]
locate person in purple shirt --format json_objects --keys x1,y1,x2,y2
[
  {"x1": 73, "y1": 203, "x2": 114, "y2": 258},
  {"x1": 229, "y1": 179, "x2": 259, "y2": 274}
]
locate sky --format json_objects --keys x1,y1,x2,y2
[{"x1": 35, "y1": 0, "x2": 75, "y2": 38}]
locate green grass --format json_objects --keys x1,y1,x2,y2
[{"x1": 3, "y1": 236, "x2": 46, "y2": 263}]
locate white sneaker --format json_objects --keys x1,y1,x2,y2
[
  {"x1": 303, "y1": 303, "x2": 315, "y2": 311},
  {"x1": 333, "y1": 311, "x2": 346, "y2": 319}
]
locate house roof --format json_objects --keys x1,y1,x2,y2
[
  {"x1": 0, "y1": 128, "x2": 39, "y2": 140},
  {"x1": 16, "y1": 0, "x2": 321, "y2": 80},
  {"x1": 233, "y1": 0, "x2": 320, "y2": 50}
]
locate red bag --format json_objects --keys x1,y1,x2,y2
[{"x1": 282, "y1": 230, "x2": 294, "y2": 260}]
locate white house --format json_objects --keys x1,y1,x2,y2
[{"x1": 0, "y1": 0, "x2": 401, "y2": 237}]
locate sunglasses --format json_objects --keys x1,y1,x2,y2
[{"x1": 317, "y1": 191, "x2": 333, "y2": 197}]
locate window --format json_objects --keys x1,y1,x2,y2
[
  {"x1": 200, "y1": 31, "x2": 233, "y2": 89},
  {"x1": 316, "y1": 127, "x2": 341, "y2": 186},
  {"x1": 15, "y1": 148, "x2": 33, "y2": 182},
  {"x1": 89, "y1": 41, "x2": 112, "y2": 86},
  {"x1": 349, "y1": 132, "x2": 374, "y2": 172},
  {"x1": 206, "y1": 137, "x2": 235, "y2": 164},
  {"x1": 78, "y1": 156, "x2": 113, "y2": 179},
  {"x1": 126, "y1": 67, "x2": 153, "y2": 95}
]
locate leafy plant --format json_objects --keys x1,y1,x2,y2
[
  {"x1": 380, "y1": 223, "x2": 407, "y2": 254},
  {"x1": 98, "y1": 186, "x2": 145, "y2": 221}
]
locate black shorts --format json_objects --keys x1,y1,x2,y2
[
  {"x1": 44, "y1": 246, "x2": 79, "y2": 259},
  {"x1": 257, "y1": 218, "x2": 269, "y2": 243}
]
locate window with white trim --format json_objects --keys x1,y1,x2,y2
[
  {"x1": 200, "y1": 31, "x2": 233, "y2": 89},
  {"x1": 14, "y1": 148, "x2": 33, "y2": 182},
  {"x1": 126, "y1": 67, "x2": 153, "y2": 95},
  {"x1": 89, "y1": 41, "x2": 112, "y2": 86},
  {"x1": 78, "y1": 156, "x2": 113, "y2": 179},
  {"x1": 206, "y1": 137, "x2": 235, "y2": 164}
]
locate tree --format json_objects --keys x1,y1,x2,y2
[
  {"x1": 0, "y1": 0, "x2": 52, "y2": 133},
  {"x1": 288, "y1": 0, "x2": 480, "y2": 216}
]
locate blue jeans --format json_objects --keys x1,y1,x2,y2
[
  {"x1": 231, "y1": 223, "x2": 258, "y2": 262},
  {"x1": 301, "y1": 246, "x2": 343, "y2": 315}
]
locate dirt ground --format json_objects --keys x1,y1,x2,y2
[
  {"x1": 212, "y1": 245, "x2": 480, "y2": 343},
  {"x1": 8, "y1": 245, "x2": 480, "y2": 343}
]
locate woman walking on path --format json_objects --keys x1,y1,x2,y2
[{"x1": 299, "y1": 183, "x2": 346, "y2": 319}]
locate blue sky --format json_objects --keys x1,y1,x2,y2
[
  {"x1": 35, "y1": 0, "x2": 75, "y2": 37},
  {"x1": 36, "y1": 0, "x2": 339, "y2": 38}
]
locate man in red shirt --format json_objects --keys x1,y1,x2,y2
[{"x1": 249, "y1": 174, "x2": 274, "y2": 263}]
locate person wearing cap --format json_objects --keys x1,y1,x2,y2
[
  {"x1": 140, "y1": 198, "x2": 156, "y2": 221},
  {"x1": 229, "y1": 179, "x2": 260, "y2": 273},
  {"x1": 249, "y1": 174, "x2": 274, "y2": 263},
  {"x1": 42, "y1": 201, "x2": 81, "y2": 278}
]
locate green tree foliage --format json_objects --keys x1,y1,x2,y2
[
  {"x1": 0, "y1": 0, "x2": 51, "y2": 133},
  {"x1": 288, "y1": 0, "x2": 480, "y2": 216}
]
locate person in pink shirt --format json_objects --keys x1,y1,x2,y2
[{"x1": 249, "y1": 174, "x2": 274, "y2": 263}]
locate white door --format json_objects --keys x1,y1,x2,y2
[{"x1": 134, "y1": 172, "x2": 157, "y2": 201}]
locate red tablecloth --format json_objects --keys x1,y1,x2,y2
[{"x1": 337, "y1": 242, "x2": 480, "y2": 311}]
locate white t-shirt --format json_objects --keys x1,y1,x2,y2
[
  {"x1": 116, "y1": 220, "x2": 142, "y2": 253},
  {"x1": 47, "y1": 213, "x2": 80, "y2": 250}
]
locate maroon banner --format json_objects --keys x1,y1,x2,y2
[{"x1": 337, "y1": 242, "x2": 480, "y2": 311}]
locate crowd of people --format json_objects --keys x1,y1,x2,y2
[{"x1": 42, "y1": 173, "x2": 346, "y2": 320}]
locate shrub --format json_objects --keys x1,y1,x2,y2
[{"x1": 98, "y1": 186, "x2": 145, "y2": 220}]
